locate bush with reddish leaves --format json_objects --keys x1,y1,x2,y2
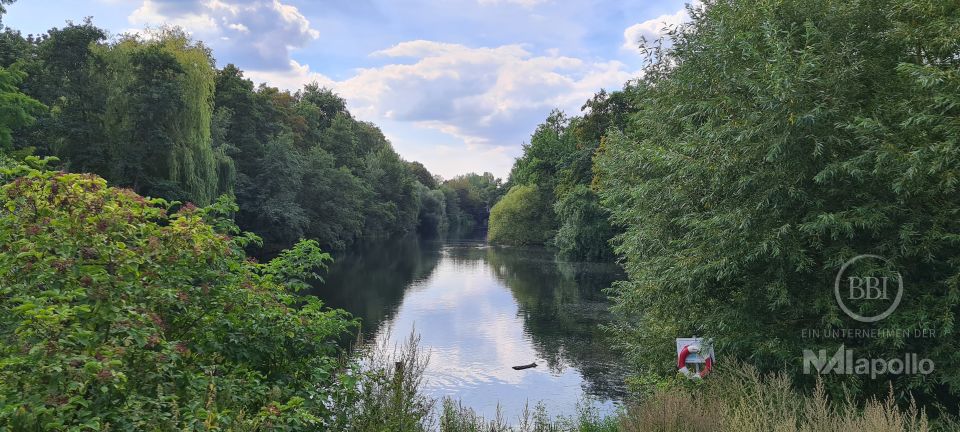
[{"x1": 0, "y1": 159, "x2": 355, "y2": 430}]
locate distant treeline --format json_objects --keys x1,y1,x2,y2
[
  {"x1": 487, "y1": 99, "x2": 629, "y2": 262},
  {"x1": 0, "y1": 20, "x2": 501, "y2": 253}
]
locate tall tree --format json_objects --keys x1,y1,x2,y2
[
  {"x1": 102, "y1": 31, "x2": 228, "y2": 205},
  {"x1": 26, "y1": 21, "x2": 108, "y2": 173}
]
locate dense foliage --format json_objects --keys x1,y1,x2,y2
[
  {"x1": 0, "y1": 159, "x2": 356, "y2": 429},
  {"x1": 104, "y1": 32, "x2": 231, "y2": 206},
  {"x1": 593, "y1": 0, "x2": 960, "y2": 404},
  {"x1": 0, "y1": 64, "x2": 40, "y2": 149},
  {"x1": 489, "y1": 100, "x2": 625, "y2": 260},
  {"x1": 487, "y1": 185, "x2": 554, "y2": 246},
  {"x1": 1, "y1": 19, "x2": 499, "y2": 254},
  {"x1": 442, "y1": 172, "x2": 502, "y2": 232}
]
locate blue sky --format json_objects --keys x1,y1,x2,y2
[{"x1": 6, "y1": 0, "x2": 694, "y2": 178}]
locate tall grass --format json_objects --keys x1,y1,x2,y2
[
  {"x1": 621, "y1": 363, "x2": 951, "y2": 432},
  {"x1": 325, "y1": 332, "x2": 435, "y2": 431},
  {"x1": 438, "y1": 398, "x2": 619, "y2": 432}
]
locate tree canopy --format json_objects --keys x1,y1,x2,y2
[
  {"x1": 593, "y1": 0, "x2": 960, "y2": 402},
  {"x1": 488, "y1": 105, "x2": 622, "y2": 261},
  {"x1": 0, "y1": 20, "x2": 500, "y2": 254}
]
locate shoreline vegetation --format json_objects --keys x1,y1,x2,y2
[
  {"x1": 0, "y1": 157, "x2": 952, "y2": 430},
  {"x1": 354, "y1": 333, "x2": 955, "y2": 431},
  {"x1": 2, "y1": 0, "x2": 960, "y2": 429},
  {"x1": 487, "y1": 0, "x2": 960, "y2": 427},
  {"x1": 0, "y1": 18, "x2": 503, "y2": 257}
]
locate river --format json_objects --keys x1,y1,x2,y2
[{"x1": 309, "y1": 234, "x2": 629, "y2": 421}]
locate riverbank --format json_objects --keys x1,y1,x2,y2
[{"x1": 350, "y1": 334, "x2": 951, "y2": 431}]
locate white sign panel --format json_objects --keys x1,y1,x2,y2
[{"x1": 676, "y1": 337, "x2": 715, "y2": 364}]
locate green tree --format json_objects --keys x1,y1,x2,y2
[
  {"x1": 494, "y1": 105, "x2": 619, "y2": 258},
  {"x1": 1, "y1": 17, "x2": 445, "y2": 258},
  {"x1": 415, "y1": 183, "x2": 448, "y2": 237},
  {"x1": 408, "y1": 161, "x2": 438, "y2": 189},
  {"x1": 0, "y1": 28, "x2": 29, "y2": 68},
  {"x1": 487, "y1": 185, "x2": 554, "y2": 246},
  {"x1": 0, "y1": 64, "x2": 42, "y2": 150},
  {"x1": 553, "y1": 185, "x2": 614, "y2": 261},
  {"x1": 24, "y1": 20, "x2": 109, "y2": 173},
  {"x1": 102, "y1": 31, "x2": 228, "y2": 205},
  {"x1": 300, "y1": 146, "x2": 369, "y2": 250},
  {"x1": 595, "y1": 0, "x2": 960, "y2": 402},
  {"x1": 321, "y1": 113, "x2": 362, "y2": 170},
  {"x1": 444, "y1": 172, "x2": 502, "y2": 228},
  {"x1": 508, "y1": 110, "x2": 574, "y2": 191},
  {"x1": 243, "y1": 131, "x2": 309, "y2": 252},
  {"x1": 360, "y1": 146, "x2": 419, "y2": 238}
]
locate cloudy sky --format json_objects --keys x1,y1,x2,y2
[{"x1": 7, "y1": 0, "x2": 694, "y2": 179}]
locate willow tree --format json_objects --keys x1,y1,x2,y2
[
  {"x1": 595, "y1": 0, "x2": 960, "y2": 402},
  {"x1": 101, "y1": 30, "x2": 230, "y2": 205}
]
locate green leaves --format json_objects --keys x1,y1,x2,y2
[
  {"x1": 594, "y1": 0, "x2": 960, "y2": 403},
  {"x1": 263, "y1": 239, "x2": 333, "y2": 291},
  {"x1": 0, "y1": 165, "x2": 355, "y2": 429},
  {"x1": 488, "y1": 185, "x2": 555, "y2": 246},
  {"x1": 0, "y1": 64, "x2": 44, "y2": 150},
  {"x1": 492, "y1": 91, "x2": 629, "y2": 258}
]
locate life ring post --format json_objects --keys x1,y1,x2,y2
[{"x1": 676, "y1": 337, "x2": 715, "y2": 379}]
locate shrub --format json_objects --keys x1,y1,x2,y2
[{"x1": 0, "y1": 163, "x2": 354, "y2": 430}]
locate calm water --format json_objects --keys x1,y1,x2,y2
[{"x1": 310, "y1": 234, "x2": 629, "y2": 420}]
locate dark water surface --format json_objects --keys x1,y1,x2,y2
[{"x1": 309, "y1": 235, "x2": 629, "y2": 420}]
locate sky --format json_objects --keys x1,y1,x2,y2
[{"x1": 6, "y1": 0, "x2": 695, "y2": 179}]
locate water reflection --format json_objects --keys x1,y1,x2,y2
[
  {"x1": 310, "y1": 235, "x2": 443, "y2": 337},
  {"x1": 311, "y1": 235, "x2": 627, "y2": 420}
]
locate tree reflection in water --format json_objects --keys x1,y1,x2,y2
[{"x1": 312, "y1": 234, "x2": 628, "y2": 415}]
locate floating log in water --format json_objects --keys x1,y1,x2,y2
[{"x1": 512, "y1": 362, "x2": 537, "y2": 370}]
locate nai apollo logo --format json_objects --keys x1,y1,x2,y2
[
  {"x1": 800, "y1": 255, "x2": 932, "y2": 378},
  {"x1": 833, "y1": 254, "x2": 903, "y2": 323}
]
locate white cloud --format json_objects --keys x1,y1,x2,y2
[
  {"x1": 244, "y1": 60, "x2": 337, "y2": 92},
  {"x1": 242, "y1": 40, "x2": 635, "y2": 177},
  {"x1": 130, "y1": 2, "x2": 216, "y2": 31},
  {"x1": 622, "y1": 2, "x2": 699, "y2": 54},
  {"x1": 227, "y1": 22, "x2": 249, "y2": 33},
  {"x1": 476, "y1": 0, "x2": 549, "y2": 7},
  {"x1": 337, "y1": 40, "x2": 634, "y2": 149},
  {"x1": 128, "y1": 0, "x2": 318, "y2": 70}
]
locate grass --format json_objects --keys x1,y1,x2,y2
[
  {"x1": 438, "y1": 398, "x2": 618, "y2": 432},
  {"x1": 619, "y1": 363, "x2": 949, "y2": 432}
]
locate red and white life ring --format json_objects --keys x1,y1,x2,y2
[{"x1": 677, "y1": 344, "x2": 713, "y2": 379}]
